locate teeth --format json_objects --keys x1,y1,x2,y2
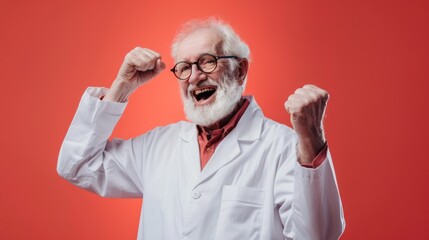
[{"x1": 194, "y1": 88, "x2": 215, "y2": 95}]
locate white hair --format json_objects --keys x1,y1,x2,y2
[{"x1": 171, "y1": 18, "x2": 251, "y2": 88}]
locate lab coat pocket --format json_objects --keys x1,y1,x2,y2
[{"x1": 215, "y1": 185, "x2": 265, "y2": 240}]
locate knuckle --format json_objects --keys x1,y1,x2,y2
[
  {"x1": 125, "y1": 52, "x2": 133, "y2": 60},
  {"x1": 308, "y1": 97, "x2": 317, "y2": 105},
  {"x1": 295, "y1": 106, "x2": 304, "y2": 113},
  {"x1": 302, "y1": 98, "x2": 311, "y2": 106},
  {"x1": 150, "y1": 54, "x2": 158, "y2": 61}
]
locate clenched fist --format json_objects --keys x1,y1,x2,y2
[
  {"x1": 104, "y1": 47, "x2": 166, "y2": 102},
  {"x1": 285, "y1": 84, "x2": 329, "y2": 164}
]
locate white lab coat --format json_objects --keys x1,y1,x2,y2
[{"x1": 58, "y1": 87, "x2": 345, "y2": 240}]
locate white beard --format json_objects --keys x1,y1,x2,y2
[{"x1": 181, "y1": 73, "x2": 244, "y2": 127}]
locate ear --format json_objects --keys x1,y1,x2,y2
[{"x1": 236, "y1": 58, "x2": 249, "y2": 86}]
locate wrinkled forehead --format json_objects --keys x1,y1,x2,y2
[{"x1": 175, "y1": 29, "x2": 223, "y2": 62}]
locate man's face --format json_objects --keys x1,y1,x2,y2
[
  {"x1": 175, "y1": 29, "x2": 244, "y2": 127},
  {"x1": 175, "y1": 29, "x2": 226, "y2": 105}
]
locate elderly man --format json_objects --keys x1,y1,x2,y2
[{"x1": 58, "y1": 18, "x2": 345, "y2": 239}]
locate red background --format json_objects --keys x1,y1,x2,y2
[{"x1": 1, "y1": 0, "x2": 428, "y2": 239}]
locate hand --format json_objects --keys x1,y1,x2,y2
[
  {"x1": 104, "y1": 47, "x2": 166, "y2": 102},
  {"x1": 284, "y1": 84, "x2": 329, "y2": 164}
]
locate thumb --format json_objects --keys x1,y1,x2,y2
[{"x1": 153, "y1": 58, "x2": 166, "y2": 75}]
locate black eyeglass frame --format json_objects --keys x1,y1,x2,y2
[{"x1": 170, "y1": 54, "x2": 239, "y2": 80}]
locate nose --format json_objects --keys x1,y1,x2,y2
[{"x1": 188, "y1": 64, "x2": 206, "y2": 85}]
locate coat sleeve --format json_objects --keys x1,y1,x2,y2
[
  {"x1": 57, "y1": 87, "x2": 144, "y2": 198},
  {"x1": 276, "y1": 145, "x2": 345, "y2": 240}
]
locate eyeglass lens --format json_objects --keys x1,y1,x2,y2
[{"x1": 174, "y1": 54, "x2": 218, "y2": 80}]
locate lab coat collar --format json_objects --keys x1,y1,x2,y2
[{"x1": 234, "y1": 95, "x2": 264, "y2": 142}]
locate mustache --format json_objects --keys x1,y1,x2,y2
[{"x1": 186, "y1": 71, "x2": 234, "y2": 94}]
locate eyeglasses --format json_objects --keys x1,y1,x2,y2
[{"x1": 170, "y1": 53, "x2": 238, "y2": 80}]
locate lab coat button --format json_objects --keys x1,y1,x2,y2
[{"x1": 192, "y1": 191, "x2": 201, "y2": 199}]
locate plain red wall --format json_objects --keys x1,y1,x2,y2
[{"x1": 1, "y1": 0, "x2": 428, "y2": 239}]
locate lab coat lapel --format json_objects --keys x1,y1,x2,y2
[
  {"x1": 197, "y1": 131, "x2": 241, "y2": 184},
  {"x1": 193, "y1": 96, "x2": 264, "y2": 188},
  {"x1": 179, "y1": 125, "x2": 201, "y2": 186}
]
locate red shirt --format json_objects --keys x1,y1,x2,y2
[{"x1": 197, "y1": 99, "x2": 250, "y2": 170}]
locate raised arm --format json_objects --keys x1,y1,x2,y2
[
  {"x1": 57, "y1": 47, "x2": 165, "y2": 197},
  {"x1": 281, "y1": 85, "x2": 345, "y2": 239}
]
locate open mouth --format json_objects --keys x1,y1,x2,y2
[{"x1": 192, "y1": 87, "x2": 217, "y2": 102}]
